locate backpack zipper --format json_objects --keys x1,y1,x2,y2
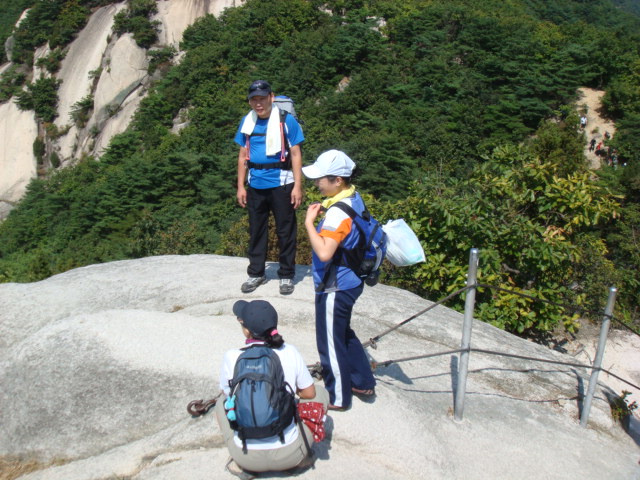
[{"x1": 250, "y1": 380, "x2": 258, "y2": 426}]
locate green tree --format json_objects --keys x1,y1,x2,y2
[
  {"x1": 383, "y1": 141, "x2": 619, "y2": 335},
  {"x1": 15, "y1": 77, "x2": 62, "y2": 122},
  {"x1": 112, "y1": 0, "x2": 160, "y2": 48}
]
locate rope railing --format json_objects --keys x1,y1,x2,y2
[
  {"x1": 361, "y1": 248, "x2": 637, "y2": 427},
  {"x1": 362, "y1": 285, "x2": 471, "y2": 349},
  {"x1": 475, "y1": 282, "x2": 640, "y2": 337},
  {"x1": 370, "y1": 347, "x2": 640, "y2": 392},
  {"x1": 363, "y1": 282, "x2": 637, "y2": 356}
]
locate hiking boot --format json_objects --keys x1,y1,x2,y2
[
  {"x1": 294, "y1": 451, "x2": 317, "y2": 471},
  {"x1": 279, "y1": 278, "x2": 294, "y2": 295},
  {"x1": 225, "y1": 458, "x2": 255, "y2": 480},
  {"x1": 241, "y1": 276, "x2": 266, "y2": 293}
]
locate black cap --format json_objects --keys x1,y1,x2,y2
[
  {"x1": 232, "y1": 300, "x2": 278, "y2": 337},
  {"x1": 247, "y1": 80, "x2": 272, "y2": 99}
]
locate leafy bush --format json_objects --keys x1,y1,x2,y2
[
  {"x1": 112, "y1": 0, "x2": 160, "y2": 49},
  {"x1": 380, "y1": 133, "x2": 619, "y2": 335},
  {"x1": 11, "y1": 0, "x2": 89, "y2": 62},
  {"x1": 15, "y1": 77, "x2": 62, "y2": 122},
  {"x1": 35, "y1": 47, "x2": 67, "y2": 73},
  {"x1": 148, "y1": 46, "x2": 177, "y2": 75},
  {"x1": 0, "y1": 65, "x2": 27, "y2": 101},
  {"x1": 70, "y1": 94, "x2": 94, "y2": 127}
]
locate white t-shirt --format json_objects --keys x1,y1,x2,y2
[{"x1": 219, "y1": 342, "x2": 313, "y2": 450}]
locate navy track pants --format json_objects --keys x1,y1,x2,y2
[{"x1": 315, "y1": 284, "x2": 375, "y2": 408}]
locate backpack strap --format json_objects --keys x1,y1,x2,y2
[
  {"x1": 316, "y1": 201, "x2": 367, "y2": 292},
  {"x1": 296, "y1": 407, "x2": 315, "y2": 460},
  {"x1": 279, "y1": 109, "x2": 288, "y2": 163}
]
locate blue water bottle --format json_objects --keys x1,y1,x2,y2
[{"x1": 225, "y1": 395, "x2": 236, "y2": 421}]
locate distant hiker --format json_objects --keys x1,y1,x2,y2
[
  {"x1": 303, "y1": 150, "x2": 377, "y2": 411},
  {"x1": 589, "y1": 138, "x2": 596, "y2": 152},
  {"x1": 580, "y1": 115, "x2": 587, "y2": 129},
  {"x1": 604, "y1": 131, "x2": 611, "y2": 140},
  {"x1": 235, "y1": 80, "x2": 304, "y2": 295},
  {"x1": 216, "y1": 300, "x2": 329, "y2": 477},
  {"x1": 596, "y1": 141, "x2": 604, "y2": 155}
]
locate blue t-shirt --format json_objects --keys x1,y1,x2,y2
[
  {"x1": 312, "y1": 193, "x2": 366, "y2": 292},
  {"x1": 234, "y1": 112, "x2": 304, "y2": 190}
]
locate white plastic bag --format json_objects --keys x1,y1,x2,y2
[{"x1": 382, "y1": 219, "x2": 426, "y2": 266}]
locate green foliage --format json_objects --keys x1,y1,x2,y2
[
  {"x1": 601, "y1": 59, "x2": 640, "y2": 164},
  {"x1": 2, "y1": 0, "x2": 640, "y2": 339},
  {"x1": 11, "y1": 0, "x2": 89, "y2": 62},
  {"x1": 69, "y1": 94, "x2": 93, "y2": 127},
  {"x1": 33, "y1": 137, "x2": 45, "y2": 164},
  {"x1": 15, "y1": 76, "x2": 62, "y2": 122},
  {"x1": 594, "y1": 165, "x2": 640, "y2": 326},
  {"x1": 380, "y1": 135, "x2": 619, "y2": 335},
  {"x1": 0, "y1": 0, "x2": 32, "y2": 63},
  {"x1": 50, "y1": 151, "x2": 61, "y2": 168},
  {"x1": 112, "y1": 0, "x2": 160, "y2": 49},
  {"x1": 147, "y1": 46, "x2": 177, "y2": 75},
  {"x1": 0, "y1": 64, "x2": 27, "y2": 101},
  {"x1": 526, "y1": 114, "x2": 587, "y2": 176},
  {"x1": 35, "y1": 47, "x2": 67, "y2": 73},
  {"x1": 609, "y1": 390, "x2": 639, "y2": 423}
]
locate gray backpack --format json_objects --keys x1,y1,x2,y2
[{"x1": 226, "y1": 344, "x2": 297, "y2": 452}]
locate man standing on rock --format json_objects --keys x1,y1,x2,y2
[{"x1": 235, "y1": 80, "x2": 304, "y2": 295}]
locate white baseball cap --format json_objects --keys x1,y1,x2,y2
[{"x1": 302, "y1": 150, "x2": 356, "y2": 179}]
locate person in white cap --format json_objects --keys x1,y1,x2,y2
[
  {"x1": 234, "y1": 80, "x2": 305, "y2": 296},
  {"x1": 302, "y1": 150, "x2": 377, "y2": 410}
]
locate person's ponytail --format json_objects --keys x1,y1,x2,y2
[{"x1": 262, "y1": 328, "x2": 284, "y2": 349}]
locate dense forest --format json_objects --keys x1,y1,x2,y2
[{"x1": 1, "y1": 0, "x2": 640, "y2": 337}]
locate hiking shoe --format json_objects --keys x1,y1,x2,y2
[
  {"x1": 352, "y1": 387, "x2": 375, "y2": 397},
  {"x1": 307, "y1": 362, "x2": 323, "y2": 380},
  {"x1": 279, "y1": 278, "x2": 294, "y2": 295},
  {"x1": 328, "y1": 404, "x2": 348, "y2": 411},
  {"x1": 241, "y1": 276, "x2": 266, "y2": 293},
  {"x1": 225, "y1": 458, "x2": 255, "y2": 480},
  {"x1": 294, "y1": 451, "x2": 317, "y2": 470}
]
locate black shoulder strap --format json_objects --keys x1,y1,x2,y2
[
  {"x1": 317, "y1": 201, "x2": 366, "y2": 292},
  {"x1": 279, "y1": 108, "x2": 288, "y2": 123},
  {"x1": 331, "y1": 200, "x2": 371, "y2": 222},
  {"x1": 278, "y1": 108, "x2": 289, "y2": 141}
]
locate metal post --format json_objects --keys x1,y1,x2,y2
[
  {"x1": 454, "y1": 248, "x2": 479, "y2": 422},
  {"x1": 580, "y1": 286, "x2": 617, "y2": 428}
]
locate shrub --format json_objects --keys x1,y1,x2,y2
[
  {"x1": 70, "y1": 94, "x2": 94, "y2": 127},
  {"x1": 35, "y1": 47, "x2": 67, "y2": 73},
  {"x1": 0, "y1": 65, "x2": 27, "y2": 101},
  {"x1": 112, "y1": 0, "x2": 160, "y2": 49},
  {"x1": 15, "y1": 77, "x2": 62, "y2": 122}
]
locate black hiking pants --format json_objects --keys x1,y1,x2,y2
[{"x1": 246, "y1": 183, "x2": 296, "y2": 279}]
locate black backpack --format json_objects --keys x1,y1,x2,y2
[
  {"x1": 317, "y1": 201, "x2": 388, "y2": 292},
  {"x1": 226, "y1": 344, "x2": 297, "y2": 453}
]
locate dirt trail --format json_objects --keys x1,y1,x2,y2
[{"x1": 577, "y1": 87, "x2": 616, "y2": 169}]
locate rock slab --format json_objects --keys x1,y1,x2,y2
[{"x1": 0, "y1": 255, "x2": 638, "y2": 479}]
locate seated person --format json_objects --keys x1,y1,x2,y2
[{"x1": 215, "y1": 299, "x2": 329, "y2": 477}]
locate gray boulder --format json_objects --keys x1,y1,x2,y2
[{"x1": 0, "y1": 255, "x2": 638, "y2": 479}]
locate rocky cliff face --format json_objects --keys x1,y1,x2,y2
[{"x1": 0, "y1": 0, "x2": 238, "y2": 220}]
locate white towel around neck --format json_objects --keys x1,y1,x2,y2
[{"x1": 240, "y1": 106, "x2": 282, "y2": 156}]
